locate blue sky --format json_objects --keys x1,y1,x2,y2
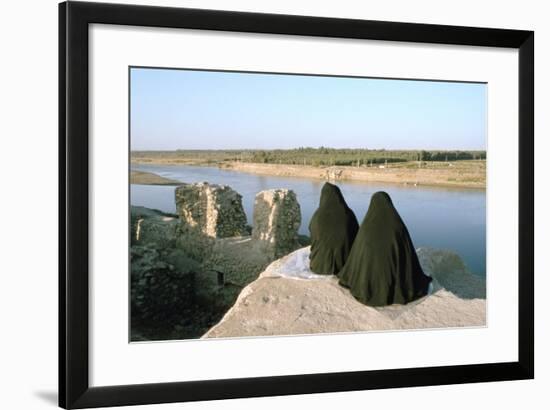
[{"x1": 130, "y1": 67, "x2": 487, "y2": 151}]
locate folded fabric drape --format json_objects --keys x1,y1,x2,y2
[{"x1": 338, "y1": 191, "x2": 432, "y2": 306}]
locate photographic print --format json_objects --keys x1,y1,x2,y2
[
  {"x1": 129, "y1": 67, "x2": 487, "y2": 342},
  {"x1": 60, "y1": 4, "x2": 533, "y2": 406}
]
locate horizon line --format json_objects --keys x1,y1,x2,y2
[{"x1": 130, "y1": 148, "x2": 487, "y2": 152}]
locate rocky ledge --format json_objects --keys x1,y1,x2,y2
[{"x1": 203, "y1": 247, "x2": 486, "y2": 338}]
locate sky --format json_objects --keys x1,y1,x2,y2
[{"x1": 130, "y1": 67, "x2": 487, "y2": 151}]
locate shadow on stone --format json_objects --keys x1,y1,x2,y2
[
  {"x1": 252, "y1": 189, "x2": 301, "y2": 259},
  {"x1": 417, "y1": 247, "x2": 486, "y2": 300}
]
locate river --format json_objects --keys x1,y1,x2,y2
[{"x1": 131, "y1": 164, "x2": 486, "y2": 276}]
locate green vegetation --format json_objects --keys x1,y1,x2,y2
[
  {"x1": 244, "y1": 147, "x2": 486, "y2": 166},
  {"x1": 132, "y1": 148, "x2": 486, "y2": 167}
]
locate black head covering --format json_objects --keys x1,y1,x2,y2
[
  {"x1": 338, "y1": 191, "x2": 432, "y2": 306},
  {"x1": 309, "y1": 183, "x2": 359, "y2": 275}
]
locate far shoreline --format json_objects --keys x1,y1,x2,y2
[
  {"x1": 131, "y1": 159, "x2": 486, "y2": 190},
  {"x1": 130, "y1": 170, "x2": 181, "y2": 185}
]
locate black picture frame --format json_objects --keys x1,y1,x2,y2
[{"x1": 59, "y1": 1, "x2": 534, "y2": 408}]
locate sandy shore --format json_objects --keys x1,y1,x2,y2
[
  {"x1": 131, "y1": 159, "x2": 485, "y2": 189},
  {"x1": 221, "y1": 161, "x2": 485, "y2": 189},
  {"x1": 130, "y1": 170, "x2": 181, "y2": 185}
]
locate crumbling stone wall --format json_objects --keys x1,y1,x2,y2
[
  {"x1": 130, "y1": 244, "x2": 195, "y2": 323},
  {"x1": 130, "y1": 184, "x2": 305, "y2": 341},
  {"x1": 252, "y1": 189, "x2": 302, "y2": 259},
  {"x1": 131, "y1": 206, "x2": 178, "y2": 249},
  {"x1": 175, "y1": 182, "x2": 248, "y2": 239}
]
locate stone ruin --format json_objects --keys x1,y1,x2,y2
[
  {"x1": 174, "y1": 183, "x2": 302, "y2": 259},
  {"x1": 131, "y1": 206, "x2": 178, "y2": 249},
  {"x1": 131, "y1": 183, "x2": 303, "y2": 339},
  {"x1": 134, "y1": 184, "x2": 302, "y2": 265},
  {"x1": 175, "y1": 182, "x2": 248, "y2": 238},
  {"x1": 252, "y1": 189, "x2": 301, "y2": 259}
]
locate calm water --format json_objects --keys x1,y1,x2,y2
[{"x1": 131, "y1": 164, "x2": 486, "y2": 276}]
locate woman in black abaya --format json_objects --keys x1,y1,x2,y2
[
  {"x1": 309, "y1": 183, "x2": 359, "y2": 275},
  {"x1": 338, "y1": 191, "x2": 431, "y2": 306}
]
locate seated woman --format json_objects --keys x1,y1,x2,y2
[
  {"x1": 338, "y1": 191, "x2": 431, "y2": 306},
  {"x1": 309, "y1": 182, "x2": 359, "y2": 275}
]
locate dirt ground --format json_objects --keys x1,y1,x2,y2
[{"x1": 131, "y1": 158, "x2": 486, "y2": 189}]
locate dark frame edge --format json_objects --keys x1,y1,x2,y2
[
  {"x1": 60, "y1": 1, "x2": 91, "y2": 408},
  {"x1": 68, "y1": 362, "x2": 530, "y2": 409},
  {"x1": 59, "y1": 1, "x2": 67, "y2": 408},
  {"x1": 518, "y1": 32, "x2": 534, "y2": 379},
  {"x1": 65, "y1": 0, "x2": 532, "y2": 48}
]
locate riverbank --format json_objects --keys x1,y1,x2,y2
[
  {"x1": 222, "y1": 161, "x2": 485, "y2": 189},
  {"x1": 131, "y1": 158, "x2": 486, "y2": 189},
  {"x1": 130, "y1": 170, "x2": 181, "y2": 185}
]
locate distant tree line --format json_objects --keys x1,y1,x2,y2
[
  {"x1": 245, "y1": 147, "x2": 486, "y2": 166},
  {"x1": 132, "y1": 147, "x2": 486, "y2": 167}
]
